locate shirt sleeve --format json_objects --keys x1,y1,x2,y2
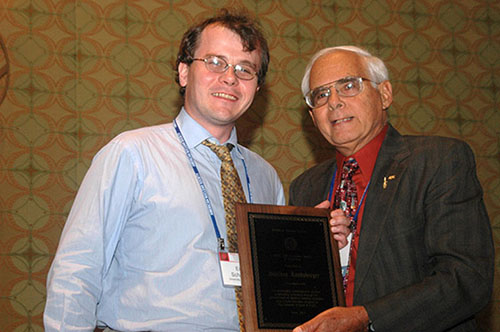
[{"x1": 44, "y1": 139, "x2": 142, "y2": 331}]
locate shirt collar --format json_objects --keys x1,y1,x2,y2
[
  {"x1": 175, "y1": 107, "x2": 239, "y2": 149},
  {"x1": 335, "y1": 124, "x2": 388, "y2": 184}
]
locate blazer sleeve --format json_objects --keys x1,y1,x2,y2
[{"x1": 362, "y1": 139, "x2": 494, "y2": 332}]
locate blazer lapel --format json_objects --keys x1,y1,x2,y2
[
  {"x1": 353, "y1": 125, "x2": 411, "y2": 301},
  {"x1": 308, "y1": 158, "x2": 337, "y2": 205}
]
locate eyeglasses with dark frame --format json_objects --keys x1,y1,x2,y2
[
  {"x1": 305, "y1": 76, "x2": 378, "y2": 108},
  {"x1": 191, "y1": 55, "x2": 257, "y2": 81}
]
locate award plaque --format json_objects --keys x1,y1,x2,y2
[{"x1": 235, "y1": 203, "x2": 345, "y2": 331}]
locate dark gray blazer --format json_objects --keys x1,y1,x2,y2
[{"x1": 289, "y1": 124, "x2": 494, "y2": 332}]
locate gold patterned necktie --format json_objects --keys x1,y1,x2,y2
[{"x1": 202, "y1": 139, "x2": 246, "y2": 331}]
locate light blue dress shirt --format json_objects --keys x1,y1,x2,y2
[{"x1": 44, "y1": 108, "x2": 285, "y2": 331}]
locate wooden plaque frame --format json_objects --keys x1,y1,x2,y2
[{"x1": 235, "y1": 203, "x2": 345, "y2": 331}]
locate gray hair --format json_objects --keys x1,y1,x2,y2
[{"x1": 301, "y1": 46, "x2": 389, "y2": 96}]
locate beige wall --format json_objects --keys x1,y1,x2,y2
[{"x1": 0, "y1": 0, "x2": 498, "y2": 330}]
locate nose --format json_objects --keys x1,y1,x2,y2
[
  {"x1": 219, "y1": 65, "x2": 238, "y2": 86},
  {"x1": 327, "y1": 89, "x2": 345, "y2": 110}
]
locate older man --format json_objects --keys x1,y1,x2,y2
[{"x1": 289, "y1": 46, "x2": 493, "y2": 332}]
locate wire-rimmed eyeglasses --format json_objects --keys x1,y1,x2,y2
[
  {"x1": 305, "y1": 76, "x2": 377, "y2": 108},
  {"x1": 192, "y1": 56, "x2": 257, "y2": 81}
]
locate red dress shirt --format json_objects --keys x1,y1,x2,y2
[{"x1": 330, "y1": 124, "x2": 388, "y2": 306}]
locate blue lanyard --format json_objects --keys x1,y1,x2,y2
[
  {"x1": 327, "y1": 169, "x2": 370, "y2": 222},
  {"x1": 173, "y1": 120, "x2": 252, "y2": 250}
]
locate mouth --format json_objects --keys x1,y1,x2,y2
[
  {"x1": 212, "y1": 92, "x2": 238, "y2": 101},
  {"x1": 332, "y1": 116, "x2": 354, "y2": 125}
]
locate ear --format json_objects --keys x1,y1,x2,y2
[
  {"x1": 308, "y1": 109, "x2": 318, "y2": 127},
  {"x1": 378, "y1": 80, "x2": 393, "y2": 110},
  {"x1": 178, "y1": 62, "x2": 189, "y2": 87}
]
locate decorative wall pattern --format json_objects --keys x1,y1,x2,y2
[{"x1": 0, "y1": 0, "x2": 498, "y2": 331}]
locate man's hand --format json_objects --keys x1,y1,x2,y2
[
  {"x1": 293, "y1": 306, "x2": 369, "y2": 332},
  {"x1": 314, "y1": 200, "x2": 351, "y2": 249}
]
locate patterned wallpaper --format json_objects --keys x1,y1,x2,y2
[{"x1": 0, "y1": 0, "x2": 498, "y2": 331}]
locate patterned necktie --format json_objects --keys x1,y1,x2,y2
[
  {"x1": 334, "y1": 157, "x2": 359, "y2": 291},
  {"x1": 202, "y1": 139, "x2": 246, "y2": 331}
]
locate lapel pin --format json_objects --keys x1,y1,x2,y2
[{"x1": 383, "y1": 175, "x2": 396, "y2": 189}]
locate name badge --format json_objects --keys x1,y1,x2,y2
[
  {"x1": 218, "y1": 251, "x2": 241, "y2": 287},
  {"x1": 339, "y1": 233, "x2": 353, "y2": 277}
]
